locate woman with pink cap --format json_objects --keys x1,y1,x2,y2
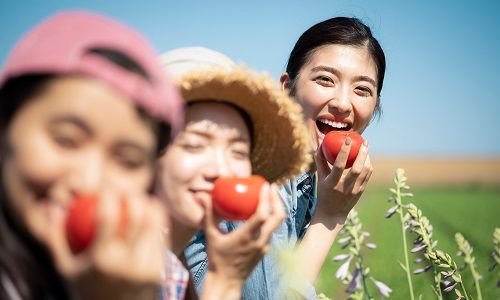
[{"x1": 0, "y1": 11, "x2": 183, "y2": 300}]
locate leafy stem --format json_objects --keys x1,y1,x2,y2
[
  {"x1": 455, "y1": 233, "x2": 483, "y2": 300},
  {"x1": 387, "y1": 168, "x2": 415, "y2": 300}
]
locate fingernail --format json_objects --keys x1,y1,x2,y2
[
  {"x1": 363, "y1": 140, "x2": 368, "y2": 146},
  {"x1": 345, "y1": 137, "x2": 352, "y2": 145}
]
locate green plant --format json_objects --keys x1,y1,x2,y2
[
  {"x1": 406, "y1": 203, "x2": 470, "y2": 300},
  {"x1": 488, "y1": 228, "x2": 500, "y2": 288},
  {"x1": 333, "y1": 209, "x2": 392, "y2": 299},
  {"x1": 455, "y1": 233, "x2": 483, "y2": 300},
  {"x1": 386, "y1": 168, "x2": 416, "y2": 300}
]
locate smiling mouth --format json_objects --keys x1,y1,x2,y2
[
  {"x1": 189, "y1": 189, "x2": 212, "y2": 201},
  {"x1": 316, "y1": 118, "x2": 351, "y2": 135}
]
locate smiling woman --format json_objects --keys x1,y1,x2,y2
[
  {"x1": 274, "y1": 16, "x2": 386, "y2": 298},
  {"x1": 0, "y1": 11, "x2": 183, "y2": 300}
]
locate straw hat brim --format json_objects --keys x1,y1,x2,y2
[{"x1": 177, "y1": 66, "x2": 311, "y2": 184}]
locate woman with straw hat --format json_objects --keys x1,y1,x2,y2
[{"x1": 156, "y1": 47, "x2": 311, "y2": 299}]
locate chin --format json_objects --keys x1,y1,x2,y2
[{"x1": 183, "y1": 208, "x2": 205, "y2": 229}]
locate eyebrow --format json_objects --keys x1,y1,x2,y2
[
  {"x1": 185, "y1": 128, "x2": 250, "y2": 143},
  {"x1": 114, "y1": 141, "x2": 153, "y2": 158},
  {"x1": 51, "y1": 115, "x2": 152, "y2": 154},
  {"x1": 310, "y1": 65, "x2": 377, "y2": 87},
  {"x1": 49, "y1": 115, "x2": 92, "y2": 135}
]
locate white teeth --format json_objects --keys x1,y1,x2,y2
[{"x1": 318, "y1": 118, "x2": 348, "y2": 129}]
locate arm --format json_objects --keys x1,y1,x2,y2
[
  {"x1": 199, "y1": 183, "x2": 285, "y2": 300},
  {"x1": 294, "y1": 138, "x2": 373, "y2": 283}
]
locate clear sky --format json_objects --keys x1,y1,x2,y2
[{"x1": 1, "y1": 0, "x2": 499, "y2": 156}]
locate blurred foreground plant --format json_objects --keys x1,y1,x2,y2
[{"x1": 333, "y1": 209, "x2": 392, "y2": 299}]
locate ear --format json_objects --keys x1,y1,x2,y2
[{"x1": 279, "y1": 72, "x2": 291, "y2": 92}]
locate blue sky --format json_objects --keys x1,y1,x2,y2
[{"x1": 1, "y1": 0, "x2": 499, "y2": 156}]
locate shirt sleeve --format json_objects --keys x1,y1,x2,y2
[{"x1": 159, "y1": 250, "x2": 189, "y2": 300}]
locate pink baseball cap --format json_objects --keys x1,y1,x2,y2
[{"x1": 0, "y1": 10, "x2": 183, "y2": 137}]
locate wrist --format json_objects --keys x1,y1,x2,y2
[
  {"x1": 312, "y1": 209, "x2": 348, "y2": 229},
  {"x1": 201, "y1": 270, "x2": 243, "y2": 300}
]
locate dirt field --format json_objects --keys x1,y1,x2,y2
[{"x1": 370, "y1": 156, "x2": 500, "y2": 186}]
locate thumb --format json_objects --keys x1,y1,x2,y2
[{"x1": 198, "y1": 195, "x2": 222, "y2": 238}]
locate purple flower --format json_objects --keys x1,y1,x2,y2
[
  {"x1": 385, "y1": 205, "x2": 398, "y2": 218},
  {"x1": 338, "y1": 236, "x2": 352, "y2": 245},
  {"x1": 413, "y1": 264, "x2": 432, "y2": 275},
  {"x1": 346, "y1": 268, "x2": 362, "y2": 293},
  {"x1": 332, "y1": 254, "x2": 351, "y2": 262},
  {"x1": 411, "y1": 244, "x2": 427, "y2": 253},
  {"x1": 370, "y1": 277, "x2": 392, "y2": 298},
  {"x1": 443, "y1": 281, "x2": 458, "y2": 293},
  {"x1": 335, "y1": 256, "x2": 352, "y2": 280}
]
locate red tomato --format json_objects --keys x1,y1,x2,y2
[
  {"x1": 212, "y1": 175, "x2": 266, "y2": 220},
  {"x1": 65, "y1": 195, "x2": 127, "y2": 254},
  {"x1": 321, "y1": 131, "x2": 364, "y2": 168},
  {"x1": 65, "y1": 195, "x2": 97, "y2": 254}
]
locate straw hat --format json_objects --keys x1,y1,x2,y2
[{"x1": 159, "y1": 47, "x2": 311, "y2": 184}]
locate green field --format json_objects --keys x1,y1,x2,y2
[{"x1": 315, "y1": 185, "x2": 500, "y2": 299}]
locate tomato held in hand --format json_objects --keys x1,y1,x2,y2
[
  {"x1": 66, "y1": 195, "x2": 98, "y2": 254},
  {"x1": 66, "y1": 195, "x2": 127, "y2": 254},
  {"x1": 212, "y1": 175, "x2": 266, "y2": 220},
  {"x1": 322, "y1": 131, "x2": 364, "y2": 168}
]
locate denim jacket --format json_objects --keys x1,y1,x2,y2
[{"x1": 183, "y1": 173, "x2": 318, "y2": 299}]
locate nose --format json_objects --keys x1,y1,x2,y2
[
  {"x1": 69, "y1": 150, "x2": 105, "y2": 195},
  {"x1": 328, "y1": 88, "x2": 352, "y2": 116},
  {"x1": 203, "y1": 149, "x2": 232, "y2": 181}
]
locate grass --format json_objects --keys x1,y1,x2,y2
[{"x1": 315, "y1": 184, "x2": 500, "y2": 299}]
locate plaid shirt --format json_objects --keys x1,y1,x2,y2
[{"x1": 159, "y1": 250, "x2": 189, "y2": 300}]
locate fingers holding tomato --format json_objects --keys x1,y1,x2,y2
[
  {"x1": 65, "y1": 193, "x2": 128, "y2": 254},
  {"x1": 321, "y1": 131, "x2": 364, "y2": 169},
  {"x1": 314, "y1": 132, "x2": 374, "y2": 220}
]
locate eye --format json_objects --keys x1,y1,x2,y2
[
  {"x1": 355, "y1": 86, "x2": 373, "y2": 97},
  {"x1": 50, "y1": 127, "x2": 85, "y2": 149},
  {"x1": 315, "y1": 75, "x2": 334, "y2": 86},
  {"x1": 180, "y1": 142, "x2": 205, "y2": 153},
  {"x1": 231, "y1": 143, "x2": 251, "y2": 160},
  {"x1": 48, "y1": 117, "x2": 89, "y2": 150},
  {"x1": 115, "y1": 155, "x2": 147, "y2": 170},
  {"x1": 53, "y1": 134, "x2": 80, "y2": 149},
  {"x1": 113, "y1": 147, "x2": 151, "y2": 171}
]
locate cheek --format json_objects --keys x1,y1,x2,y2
[
  {"x1": 108, "y1": 165, "x2": 153, "y2": 194},
  {"x1": 353, "y1": 99, "x2": 377, "y2": 131},
  {"x1": 232, "y1": 159, "x2": 252, "y2": 178},
  {"x1": 159, "y1": 150, "x2": 202, "y2": 193},
  {"x1": 8, "y1": 133, "x2": 68, "y2": 190},
  {"x1": 294, "y1": 85, "x2": 326, "y2": 120}
]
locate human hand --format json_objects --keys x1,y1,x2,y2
[
  {"x1": 201, "y1": 183, "x2": 285, "y2": 298},
  {"x1": 45, "y1": 190, "x2": 167, "y2": 300},
  {"x1": 314, "y1": 137, "x2": 373, "y2": 225}
]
